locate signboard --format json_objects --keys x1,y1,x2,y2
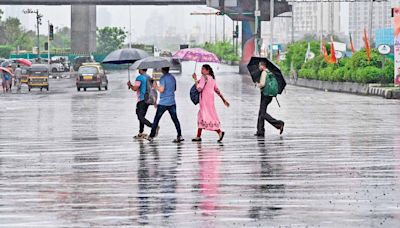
[
  {"x1": 394, "y1": 7, "x2": 400, "y2": 85},
  {"x1": 378, "y1": 44, "x2": 391, "y2": 55},
  {"x1": 333, "y1": 42, "x2": 346, "y2": 52},
  {"x1": 335, "y1": 51, "x2": 343, "y2": 59},
  {"x1": 306, "y1": 52, "x2": 315, "y2": 60}
]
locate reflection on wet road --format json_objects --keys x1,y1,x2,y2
[{"x1": 1, "y1": 63, "x2": 400, "y2": 227}]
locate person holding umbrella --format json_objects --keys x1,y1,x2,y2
[
  {"x1": 191, "y1": 64, "x2": 230, "y2": 142},
  {"x1": 127, "y1": 68, "x2": 158, "y2": 139},
  {"x1": 255, "y1": 61, "x2": 284, "y2": 137}
]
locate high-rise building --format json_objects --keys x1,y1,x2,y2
[
  {"x1": 348, "y1": 1, "x2": 393, "y2": 50},
  {"x1": 266, "y1": 0, "x2": 400, "y2": 51},
  {"x1": 262, "y1": 1, "x2": 342, "y2": 46}
]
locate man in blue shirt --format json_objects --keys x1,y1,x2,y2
[
  {"x1": 147, "y1": 67, "x2": 184, "y2": 143},
  {"x1": 127, "y1": 69, "x2": 158, "y2": 139}
]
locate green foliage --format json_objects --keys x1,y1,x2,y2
[
  {"x1": 97, "y1": 27, "x2": 127, "y2": 53},
  {"x1": 203, "y1": 41, "x2": 240, "y2": 62},
  {"x1": 298, "y1": 68, "x2": 317, "y2": 79},
  {"x1": 0, "y1": 45, "x2": 14, "y2": 58},
  {"x1": 285, "y1": 40, "x2": 394, "y2": 84},
  {"x1": 354, "y1": 66, "x2": 383, "y2": 83}
]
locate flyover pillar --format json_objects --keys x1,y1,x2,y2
[
  {"x1": 239, "y1": 21, "x2": 255, "y2": 74},
  {"x1": 71, "y1": 5, "x2": 97, "y2": 53}
]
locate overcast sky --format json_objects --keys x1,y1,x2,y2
[{"x1": 0, "y1": 5, "x2": 234, "y2": 41}]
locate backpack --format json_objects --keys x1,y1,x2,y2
[
  {"x1": 262, "y1": 72, "x2": 279, "y2": 97},
  {"x1": 144, "y1": 76, "x2": 158, "y2": 105}
]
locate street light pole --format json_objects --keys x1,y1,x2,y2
[
  {"x1": 23, "y1": 9, "x2": 42, "y2": 58},
  {"x1": 129, "y1": 5, "x2": 132, "y2": 48},
  {"x1": 270, "y1": 0, "x2": 274, "y2": 60},
  {"x1": 47, "y1": 20, "x2": 51, "y2": 72},
  {"x1": 368, "y1": 0, "x2": 373, "y2": 42},
  {"x1": 255, "y1": 0, "x2": 260, "y2": 56}
]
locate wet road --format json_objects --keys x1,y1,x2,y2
[{"x1": 1, "y1": 63, "x2": 400, "y2": 227}]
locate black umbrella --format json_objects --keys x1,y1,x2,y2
[
  {"x1": 102, "y1": 48, "x2": 149, "y2": 64},
  {"x1": 247, "y1": 56, "x2": 286, "y2": 94},
  {"x1": 102, "y1": 48, "x2": 150, "y2": 81},
  {"x1": 130, "y1": 56, "x2": 172, "y2": 70}
]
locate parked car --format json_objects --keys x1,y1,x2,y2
[
  {"x1": 76, "y1": 63, "x2": 108, "y2": 91},
  {"x1": 51, "y1": 56, "x2": 70, "y2": 72},
  {"x1": 27, "y1": 64, "x2": 49, "y2": 91}
]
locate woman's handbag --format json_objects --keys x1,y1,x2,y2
[{"x1": 190, "y1": 76, "x2": 208, "y2": 105}]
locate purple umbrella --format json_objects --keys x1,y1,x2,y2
[{"x1": 173, "y1": 48, "x2": 220, "y2": 72}]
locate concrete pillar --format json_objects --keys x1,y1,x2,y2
[
  {"x1": 71, "y1": 5, "x2": 96, "y2": 53},
  {"x1": 239, "y1": 21, "x2": 255, "y2": 74}
]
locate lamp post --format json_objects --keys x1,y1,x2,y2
[{"x1": 23, "y1": 9, "x2": 42, "y2": 57}]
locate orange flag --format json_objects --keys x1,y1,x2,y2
[
  {"x1": 349, "y1": 33, "x2": 355, "y2": 55},
  {"x1": 364, "y1": 28, "x2": 371, "y2": 64},
  {"x1": 322, "y1": 40, "x2": 330, "y2": 63},
  {"x1": 330, "y1": 37, "x2": 337, "y2": 64}
]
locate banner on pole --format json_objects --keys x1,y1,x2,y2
[{"x1": 394, "y1": 7, "x2": 400, "y2": 85}]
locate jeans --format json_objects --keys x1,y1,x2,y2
[
  {"x1": 136, "y1": 100, "x2": 152, "y2": 133},
  {"x1": 257, "y1": 93, "x2": 284, "y2": 135},
  {"x1": 150, "y1": 104, "x2": 182, "y2": 138}
]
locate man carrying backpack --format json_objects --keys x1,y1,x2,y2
[
  {"x1": 255, "y1": 61, "x2": 284, "y2": 137},
  {"x1": 127, "y1": 69, "x2": 159, "y2": 139}
]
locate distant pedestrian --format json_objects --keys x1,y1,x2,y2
[
  {"x1": 2, "y1": 71, "x2": 11, "y2": 93},
  {"x1": 147, "y1": 67, "x2": 184, "y2": 143},
  {"x1": 14, "y1": 65, "x2": 22, "y2": 92},
  {"x1": 0, "y1": 70, "x2": 5, "y2": 93},
  {"x1": 191, "y1": 64, "x2": 229, "y2": 142},
  {"x1": 7, "y1": 66, "x2": 13, "y2": 90},
  {"x1": 255, "y1": 61, "x2": 284, "y2": 137},
  {"x1": 127, "y1": 69, "x2": 157, "y2": 139}
]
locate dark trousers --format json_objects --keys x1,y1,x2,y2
[
  {"x1": 136, "y1": 100, "x2": 152, "y2": 133},
  {"x1": 150, "y1": 104, "x2": 182, "y2": 138},
  {"x1": 257, "y1": 93, "x2": 284, "y2": 135}
]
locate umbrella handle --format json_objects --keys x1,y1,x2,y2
[
  {"x1": 127, "y1": 64, "x2": 131, "y2": 90},
  {"x1": 194, "y1": 61, "x2": 197, "y2": 73}
]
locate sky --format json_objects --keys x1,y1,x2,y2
[{"x1": 0, "y1": 4, "x2": 235, "y2": 43}]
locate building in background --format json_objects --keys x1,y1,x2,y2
[
  {"x1": 348, "y1": 1, "x2": 393, "y2": 50},
  {"x1": 266, "y1": 0, "x2": 400, "y2": 51}
]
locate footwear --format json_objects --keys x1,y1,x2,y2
[
  {"x1": 279, "y1": 123, "x2": 285, "y2": 135},
  {"x1": 146, "y1": 136, "x2": 154, "y2": 142},
  {"x1": 155, "y1": 126, "x2": 160, "y2": 137},
  {"x1": 254, "y1": 133, "x2": 265, "y2": 137},
  {"x1": 133, "y1": 133, "x2": 147, "y2": 139},
  {"x1": 173, "y1": 136, "x2": 184, "y2": 143},
  {"x1": 217, "y1": 132, "x2": 225, "y2": 143},
  {"x1": 192, "y1": 137, "x2": 202, "y2": 142}
]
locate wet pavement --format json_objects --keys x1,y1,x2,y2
[{"x1": 1, "y1": 63, "x2": 400, "y2": 227}]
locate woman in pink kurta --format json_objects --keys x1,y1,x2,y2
[{"x1": 192, "y1": 64, "x2": 230, "y2": 142}]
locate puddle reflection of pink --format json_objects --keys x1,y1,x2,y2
[{"x1": 199, "y1": 148, "x2": 220, "y2": 215}]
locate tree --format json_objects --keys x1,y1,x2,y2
[
  {"x1": 3, "y1": 17, "x2": 22, "y2": 45},
  {"x1": 97, "y1": 27, "x2": 127, "y2": 53},
  {"x1": 52, "y1": 26, "x2": 71, "y2": 50}
]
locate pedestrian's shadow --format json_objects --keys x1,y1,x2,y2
[{"x1": 134, "y1": 140, "x2": 182, "y2": 226}]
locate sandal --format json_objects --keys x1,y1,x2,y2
[{"x1": 217, "y1": 132, "x2": 225, "y2": 143}]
